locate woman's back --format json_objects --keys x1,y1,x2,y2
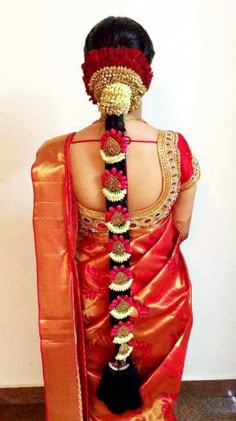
[{"x1": 70, "y1": 119, "x2": 163, "y2": 212}]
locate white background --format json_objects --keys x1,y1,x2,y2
[{"x1": 0, "y1": 0, "x2": 235, "y2": 387}]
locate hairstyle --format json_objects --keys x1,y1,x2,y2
[
  {"x1": 82, "y1": 17, "x2": 155, "y2": 414},
  {"x1": 84, "y1": 16, "x2": 155, "y2": 64}
]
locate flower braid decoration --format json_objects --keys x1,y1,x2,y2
[
  {"x1": 82, "y1": 47, "x2": 153, "y2": 415},
  {"x1": 101, "y1": 128, "x2": 135, "y2": 362},
  {"x1": 97, "y1": 120, "x2": 143, "y2": 415}
]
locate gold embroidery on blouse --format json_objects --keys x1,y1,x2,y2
[
  {"x1": 78, "y1": 130, "x2": 181, "y2": 231},
  {"x1": 175, "y1": 132, "x2": 181, "y2": 191},
  {"x1": 180, "y1": 154, "x2": 201, "y2": 191},
  {"x1": 160, "y1": 131, "x2": 181, "y2": 219}
]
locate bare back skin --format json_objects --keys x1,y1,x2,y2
[{"x1": 70, "y1": 119, "x2": 162, "y2": 212}]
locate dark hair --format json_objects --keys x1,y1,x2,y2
[{"x1": 84, "y1": 16, "x2": 155, "y2": 64}]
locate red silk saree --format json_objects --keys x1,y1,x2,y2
[{"x1": 31, "y1": 129, "x2": 200, "y2": 420}]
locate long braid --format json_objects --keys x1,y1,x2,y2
[
  {"x1": 97, "y1": 113, "x2": 142, "y2": 414},
  {"x1": 82, "y1": 45, "x2": 153, "y2": 415}
]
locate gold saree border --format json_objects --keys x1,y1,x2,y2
[
  {"x1": 31, "y1": 132, "x2": 88, "y2": 421},
  {"x1": 64, "y1": 133, "x2": 90, "y2": 420}
]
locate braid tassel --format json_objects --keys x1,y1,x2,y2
[{"x1": 97, "y1": 116, "x2": 142, "y2": 414}]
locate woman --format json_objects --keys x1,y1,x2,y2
[{"x1": 32, "y1": 16, "x2": 201, "y2": 421}]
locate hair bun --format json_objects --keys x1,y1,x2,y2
[
  {"x1": 82, "y1": 47, "x2": 153, "y2": 113},
  {"x1": 99, "y1": 82, "x2": 132, "y2": 116}
]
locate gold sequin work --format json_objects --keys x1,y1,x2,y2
[{"x1": 180, "y1": 155, "x2": 201, "y2": 191}]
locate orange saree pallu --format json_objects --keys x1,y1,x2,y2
[{"x1": 32, "y1": 130, "x2": 200, "y2": 421}]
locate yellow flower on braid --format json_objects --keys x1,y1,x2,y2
[{"x1": 99, "y1": 82, "x2": 132, "y2": 116}]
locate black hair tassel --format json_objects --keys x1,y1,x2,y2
[{"x1": 97, "y1": 358, "x2": 142, "y2": 414}]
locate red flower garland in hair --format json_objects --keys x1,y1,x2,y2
[{"x1": 82, "y1": 47, "x2": 153, "y2": 103}]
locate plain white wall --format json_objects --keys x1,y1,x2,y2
[{"x1": 0, "y1": 0, "x2": 235, "y2": 387}]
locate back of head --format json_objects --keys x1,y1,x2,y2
[
  {"x1": 82, "y1": 16, "x2": 155, "y2": 122},
  {"x1": 84, "y1": 16, "x2": 155, "y2": 64}
]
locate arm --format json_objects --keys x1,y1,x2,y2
[
  {"x1": 173, "y1": 132, "x2": 201, "y2": 242},
  {"x1": 172, "y1": 184, "x2": 197, "y2": 242}
]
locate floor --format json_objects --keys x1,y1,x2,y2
[
  {"x1": 0, "y1": 397, "x2": 235, "y2": 421},
  {"x1": 174, "y1": 396, "x2": 236, "y2": 420}
]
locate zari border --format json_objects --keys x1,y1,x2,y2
[
  {"x1": 31, "y1": 132, "x2": 89, "y2": 421},
  {"x1": 65, "y1": 132, "x2": 89, "y2": 420},
  {"x1": 158, "y1": 130, "x2": 180, "y2": 220},
  {"x1": 129, "y1": 129, "x2": 170, "y2": 218},
  {"x1": 180, "y1": 154, "x2": 201, "y2": 191}
]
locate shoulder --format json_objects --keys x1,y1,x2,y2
[
  {"x1": 161, "y1": 129, "x2": 186, "y2": 145},
  {"x1": 34, "y1": 132, "x2": 75, "y2": 163},
  {"x1": 71, "y1": 122, "x2": 102, "y2": 143},
  {"x1": 157, "y1": 129, "x2": 201, "y2": 191},
  {"x1": 171, "y1": 131, "x2": 201, "y2": 190},
  {"x1": 174, "y1": 131, "x2": 192, "y2": 153},
  {"x1": 36, "y1": 133, "x2": 69, "y2": 155},
  {"x1": 161, "y1": 129, "x2": 194, "y2": 153},
  {"x1": 31, "y1": 133, "x2": 71, "y2": 181}
]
